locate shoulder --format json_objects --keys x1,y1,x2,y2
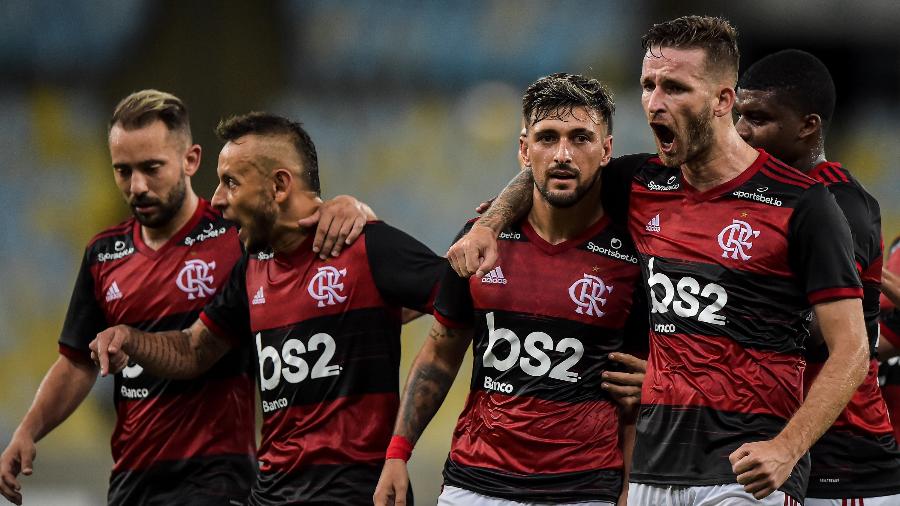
[{"x1": 84, "y1": 217, "x2": 136, "y2": 265}]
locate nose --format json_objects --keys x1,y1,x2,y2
[
  {"x1": 129, "y1": 171, "x2": 149, "y2": 196},
  {"x1": 735, "y1": 117, "x2": 751, "y2": 142},
  {"x1": 554, "y1": 139, "x2": 572, "y2": 165},
  {"x1": 646, "y1": 87, "x2": 666, "y2": 117},
  {"x1": 211, "y1": 183, "x2": 227, "y2": 211}
]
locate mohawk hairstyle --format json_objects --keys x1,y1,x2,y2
[
  {"x1": 109, "y1": 89, "x2": 192, "y2": 141},
  {"x1": 642, "y1": 15, "x2": 740, "y2": 82},
  {"x1": 738, "y1": 49, "x2": 836, "y2": 133},
  {"x1": 216, "y1": 112, "x2": 321, "y2": 196},
  {"x1": 522, "y1": 73, "x2": 615, "y2": 133}
]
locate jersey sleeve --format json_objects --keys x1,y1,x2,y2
[
  {"x1": 364, "y1": 221, "x2": 446, "y2": 313},
  {"x1": 432, "y1": 224, "x2": 476, "y2": 328},
  {"x1": 828, "y1": 183, "x2": 883, "y2": 274},
  {"x1": 199, "y1": 253, "x2": 251, "y2": 345},
  {"x1": 621, "y1": 282, "x2": 650, "y2": 358},
  {"x1": 59, "y1": 249, "x2": 107, "y2": 363},
  {"x1": 788, "y1": 183, "x2": 863, "y2": 305},
  {"x1": 601, "y1": 153, "x2": 653, "y2": 226}
]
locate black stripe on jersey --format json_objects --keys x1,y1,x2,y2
[
  {"x1": 250, "y1": 463, "x2": 398, "y2": 506},
  {"x1": 255, "y1": 307, "x2": 401, "y2": 409},
  {"x1": 443, "y1": 457, "x2": 621, "y2": 503},
  {"x1": 108, "y1": 454, "x2": 254, "y2": 506},
  {"x1": 807, "y1": 429, "x2": 900, "y2": 498},
  {"x1": 765, "y1": 158, "x2": 815, "y2": 187},
  {"x1": 760, "y1": 164, "x2": 813, "y2": 189},
  {"x1": 470, "y1": 309, "x2": 623, "y2": 403},
  {"x1": 631, "y1": 404, "x2": 809, "y2": 501},
  {"x1": 644, "y1": 255, "x2": 809, "y2": 354}
]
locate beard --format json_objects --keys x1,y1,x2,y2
[
  {"x1": 241, "y1": 195, "x2": 278, "y2": 253},
  {"x1": 657, "y1": 104, "x2": 715, "y2": 168},
  {"x1": 129, "y1": 174, "x2": 187, "y2": 228},
  {"x1": 535, "y1": 163, "x2": 600, "y2": 208}
]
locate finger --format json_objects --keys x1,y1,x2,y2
[
  {"x1": 600, "y1": 383, "x2": 641, "y2": 398},
  {"x1": 313, "y1": 213, "x2": 335, "y2": 257},
  {"x1": 463, "y1": 244, "x2": 481, "y2": 278},
  {"x1": 318, "y1": 216, "x2": 341, "y2": 259},
  {"x1": 447, "y1": 247, "x2": 466, "y2": 278},
  {"x1": 345, "y1": 216, "x2": 366, "y2": 245},
  {"x1": 96, "y1": 334, "x2": 111, "y2": 377},
  {"x1": 297, "y1": 209, "x2": 321, "y2": 230},
  {"x1": 601, "y1": 371, "x2": 644, "y2": 387},
  {"x1": 474, "y1": 245, "x2": 499, "y2": 279},
  {"x1": 393, "y1": 483, "x2": 407, "y2": 506},
  {"x1": 731, "y1": 453, "x2": 758, "y2": 475},
  {"x1": 728, "y1": 445, "x2": 751, "y2": 467},
  {"x1": 90, "y1": 351, "x2": 99, "y2": 365},
  {"x1": 608, "y1": 352, "x2": 648, "y2": 371},
  {"x1": 330, "y1": 219, "x2": 355, "y2": 257}
]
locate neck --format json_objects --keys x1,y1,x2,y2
[
  {"x1": 141, "y1": 191, "x2": 199, "y2": 250},
  {"x1": 789, "y1": 142, "x2": 827, "y2": 173},
  {"x1": 681, "y1": 124, "x2": 758, "y2": 193},
  {"x1": 270, "y1": 195, "x2": 322, "y2": 254},
  {"x1": 527, "y1": 182, "x2": 604, "y2": 245}
]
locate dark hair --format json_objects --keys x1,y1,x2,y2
[
  {"x1": 641, "y1": 15, "x2": 740, "y2": 82},
  {"x1": 216, "y1": 112, "x2": 320, "y2": 195},
  {"x1": 522, "y1": 73, "x2": 615, "y2": 133},
  {"x1": 738, "y1": 49, "x2": 836, "y2": 133},
  {"x1": 109, "y1": 89, "x2": 192, "y2": 141}
]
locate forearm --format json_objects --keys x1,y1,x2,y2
[
  {"x1": 478, "y1": 168, "x2": 534, "y2": 233},
  {"x1": 122, "y1": 323, "x2": 227, "y2": 379},
  {"x1": 394, "y1": 324, "x2": 470, "y2": 444},
  {"x1": 17, "y1": 356, "x2": 96, "y2": 442}
]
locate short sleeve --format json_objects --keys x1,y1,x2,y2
[
  {"x1": 59, "y1": 249, "x2": 107, "y2": 362},
  {"x1": 828, "y1": 183, "x2": 882, "y2": 272},
  {"x1": 601, "y1": 154, "x2": 653, "y2": 226},
  {"x1": 199, "y1": 253, "x2": 251, "y2": 345},
  {"x1": 433, "y1": 224, "x2": 476, "y2": 328},
  {"x1": 788, "y1": 183, "x2": 863, "y2": 305},
  {"x1": 364, "y1": 221, "x2": 446, "y2": 313}
]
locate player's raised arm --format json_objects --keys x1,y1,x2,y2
[
  {"x1": 373, "y1": 319, "x2": 473, "y2": 506},
  {"x1": 297, "y1": 194, "x2": 376, "y2": 259},
  {"x1": 0, "y1": 356, "x2": 97, "y2": 505},
  {"x1": 90, "y1": 319, "x2": 232, "y2": 380},
  {"x1": 447, "y1": 168, "x2": 534, "y2": 278}
]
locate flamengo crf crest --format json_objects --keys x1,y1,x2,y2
[
  {"x1": 717, "y1": 219, "x2": 760, "y2": 261},
  {"x1": 308, "y1": 266, "x2": 348, "y2": 307},
  {"x1": 569, "y1": 274, "x2": 613, "y2": 317},
  {"x1": 176, "y1": 259, "x2": 217, "y2": 300}
]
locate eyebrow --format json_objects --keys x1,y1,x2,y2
[{"x1": 113, "y1": 158, "x2": 166, "y2": 169}]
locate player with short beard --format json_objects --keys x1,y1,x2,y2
[
  {"x1": 735, "y1": 49, "x2": 900, "y2": 506},
  {"x1": 0, "y1": 91, "x2": 372, "y2": 506},
  {"x1": 90, "y1": 112, "x2": 446, "y2": 505},
  {"x1": 375, "y1": 73, "x2": 646, "y2": 506},
  {"x1": 446, "y1": 16, "x2": 869, "y2": 505}
]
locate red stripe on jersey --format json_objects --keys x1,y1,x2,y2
[
  {"x1": 806, "y1": 359, "x2": 894, "y2": 435},
  {"x1": 59, "y1": 342, "x2": 92, "y2": 365},
  {"x1": 881, "y1": 322, "x2": 900, "y2": 349},
  {"x1": 808, "y1": 286, "x2": 864, "y2": 305},
  {"x1": 643, "y1": 332, "x2": 802, "y2": 419},
  {"x1": 862, "y1": 256, "x2": 883, "y2": 285},
  {"x1": 884, "y1": 384, "x2": 900, "y2": 443},
  {"x1": 763, "y1": 161, "x2": 814, "y2": 188},
  {"x1": 112, "y1": 374, "x2": 256, "y2": 472},
  {"x1": 434, "y1": 309, "x2": 470, "y2": 329},
  {"x1": 199, "y1": 311, "x2": 239, "y2": 347},
  {"x1": 258, "y1": 392, "x2": 398, "y2": 474},
  {"x1": 759, "y1": 166, "x2": 813, "y2": 189},
  {"x1": 449, "y1": 390, "x2": 621, "y2": 475}
]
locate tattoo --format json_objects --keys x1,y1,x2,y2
[
  {"x1": 128, "y1": 324, "x2": 229, "y2": 379},
  {"x1": 479, "y1": 169, "x2": 534, "y2": 232}
]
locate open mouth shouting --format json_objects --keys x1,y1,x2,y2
[{"x1": 650, "y1": 122, "x2": 676, "y2": 156}]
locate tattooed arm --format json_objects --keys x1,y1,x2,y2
[
  {"x1": 446, "y1": 168, "x2": 534, "y2": 278},
  {"x1": 373, "y1": 319, "x2": 473, "y2": 506},
  {"x1": 89, "y1": 319, "x2": 232, "y2": 379}
]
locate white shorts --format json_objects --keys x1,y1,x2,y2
[
  {"x1": 627, "y1": 482, "x2": 801, "y2": 505},
  {"x1": 806, "y1": 495, "x2": 900, "y2": 505},
  {"x1": 437, "y1": 485, "x2": 615, "y2": 506}
]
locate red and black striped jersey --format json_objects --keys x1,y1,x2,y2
[
  {"x1": 879, "y1": 237, "x2": 900, "y2": 443},
  {"x1": 803, "y1": 161, "x2": 900, "y2": 499},
  {"x1": 601, "y1": 150, "x2": 862, "y2": 502},
  {"x1": 434, "y1": 216, "x2": 646, "y2": 504},
  {"x1": 200, "y1": 221, "x2": 444, "y2": 506},
  {"x1": 59, "y1": 199, "x2": 256, "y2": 505}
]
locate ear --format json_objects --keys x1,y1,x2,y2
[
  {"x1": 183, "y1": 144, "x2": 202, "y2": 176},
  {"x1": 798, "y1": 113, "x2": 822, "y2": 142},
  {"x1": 601, "y1": 135, "x2": 614, "y2": 165},
  {"x1": 519, "y1": 133, "x2": 531, "y2": 168},
  {"x1": 713, "y1": 86, "x2": 736, "y2": 118},
  {"x1": 272, "y1": 168, "x2": 293, "y2": 203}
]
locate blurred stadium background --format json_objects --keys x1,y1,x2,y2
[{"x1": 1, "y1": 1, "x2": 899, "y2": 504}]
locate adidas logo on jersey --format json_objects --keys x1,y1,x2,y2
[
  {"x1": 252, "y1": 287, "x2": 266, "y2": 305},
  {"x1": 481, "y1": 266, "x2": 508, "y2": 284},
  {"x1": 646, "y1": 214, "x2": 661, "y2": 232},
  {"x1": 105, "y1": 281, "x2": 123, "y2": 302}
]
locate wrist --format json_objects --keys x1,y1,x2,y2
[
  {"x1": 386, "y1": 435, "x2": 414, "y2": 462},
  {"x1": 773, "y1": 431, "x2": 805, "y2": 462}
]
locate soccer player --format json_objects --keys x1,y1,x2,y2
[
  {"x1": 446, "y1": 16, "x2": 869, "y2": 505},
  {"x1": 374, "y1": 73, "x2": 645, "y2": 506},
  {"x1": 90, "y1": 112, "x2": 446, "y2": 505},
  {"x1": 735, "y1": 48, "x2": 900, "y2": 505},
  {"x1": 0, "y1": 92, "x2": 371, "y2": 506}
]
